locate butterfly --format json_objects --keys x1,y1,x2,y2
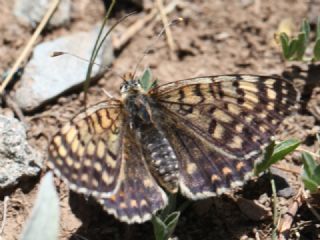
[{"x1": 48, "y1": 72, "x2": 299, "y2": 224}]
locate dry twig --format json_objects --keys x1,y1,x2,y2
[
  {"x1": 113, "y1": 0, "x2": 180, "y2": 50},
  {"x1": 272, "y1": 164, "x2": 302, "y2": 175},
  {"x1": 305, "y1": 196, "x2": 320, "y2": 221},
  {"x1": 278, "y1": 189, "x2": 304, "y2": 240},
  {"x1": 0, "y1": 196, "x2": 9, "y2": 237},
  {"x1": 271, "y1": 179, "x2": 279, "y2": 240},
  {"x1": 254, "y1": 0, "x2": 261, "y2": 14},
  {"x1": 156, "y1": 0, "x2": 176, "y2": 57},
  {"x1": 3, "y1": 94, "x2": 27, "y2": 125},
  {"x1": 0, "y1": 0, "x2": 61, "y2": 95}
]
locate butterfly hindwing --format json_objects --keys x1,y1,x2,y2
[
  {"x1": 163, "y1": 122, "x2": 253, "y2": 199},
  {"x1": 100, "y1": 129, "x2": 168, "y2": 224},
  {"x1": 48, "y1": 100, "x2": 125, "y2": 198}
]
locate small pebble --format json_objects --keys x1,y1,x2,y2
[{"x1": 14, "y1": 0, "x2": 71, "y2": 28}]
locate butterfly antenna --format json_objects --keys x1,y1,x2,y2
[
  {"x1": 53, "y1": 11, "x2": 137, "y2": 130},
  {"x1": 132, "y1": 17, "x2": 183, "y2": 80},
  {"x1": 51, "y1": 51, "x2": 126, "y2": 81}
]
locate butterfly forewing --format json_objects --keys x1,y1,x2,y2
[
  {"x1": 151, "y1": 75, "x2": 298, "y2": 198},
  {"x1": 48, "y1": 100, "x2": 125, "y2": 198}
]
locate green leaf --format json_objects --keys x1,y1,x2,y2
[
  {"x1": 152, "y1": 212, "x2": 180, "y2": 240},
  {"x1": 301, "y1": 19, "x2": 310, "y2": 43},
  {"x1": 301, "y1": 171, "x2": 319, "y2": 193},
  {"x1": 316, "y1": 16, "x2": 320, "y2": 41},
  {"x1": 279, "y1": 33, "x2": 290, "y2": 59},
  {"x1": 153, "y1": 194, "x2": 180, "y2": 240},
  {"x1": 287, "y1": 39, "x2": 299, "y2": 60},
  {"x1": 302, "y1": 152, "x2": 317, "y2": 177},
  {"x1": 139, "y1": 68, "x2": 154, "y2": 91},
  {"x1": 254, "y1": 140, "x2": 275, "y2": 175},
  {"x1": 302, "y1": 152, "x2": 320, "y2": 193},
  {"x1": 254, "y1": 139, "x2": 300, "y2": 175},
  {"x1": 20, "y1": 172, "x2": 60, "y2": 240},
  {"x1": 295, "y1": 32, "x2": 307, "y2": 60},
  {"x1": 280, "y1": 19, "x2": 311, "y2": 61},
  {"x1": 313, "y1": 39, "x2": 320, "y2": 60},
  {"x1": 151, "y1": 79, "x2": 159, "y2": 89},
  {"x1": 272, "y1": 139, "x2": 300, "y2": 163},
  {"x1": 163, "y1": 212, "x2": 180, "y2": 238},
  {"x1": 313, "y1": 165, "x2": 320, "y2": 184},
  {"x1": 152, "y1": 215, "x2": 168, "y2": 240},
  {"x1": 160, "y1": 194, "x2": 176, "y2": 219}
]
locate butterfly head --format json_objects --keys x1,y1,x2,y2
[
  {"x1": 120, "y1": 79, "x2": 144, "y2": 99},
  {"x1": 120, "y1": 73, "x2": 143, "y2": 93},
  {"x1": 120, "y1": 79, "x2": 141, "y2": 92},
  {"x1": 120, "y1": 70, "x2": 158, "y2": 100}
]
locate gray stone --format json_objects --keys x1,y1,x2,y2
[
  {"x1": 14, "y1": 26, "x2": 114, "y2": 111},
  {"x1": 277, "y1": 187, "x2": 295, "y2": 198},
  {"x1": 0, "y1": 115, "x2": 43, "y2": 189},
  {"x1": 14, "y1": 0, "x2": 71, "y2": 28}
]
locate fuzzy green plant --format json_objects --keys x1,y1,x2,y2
[
  {"x1": 20, "y1": 172, "x2": 60, "y2": 240},
  {"x1": 151, "y1": 191, "x2": 192, "y2": 240},
  {"x1": 279, "y1": 17, "x2": 320, "y2": 62},
  {"x1": 302, "y1": 151, "x2": 320, "y2": 193},
  {"x1": 152, "y1": 212, "x2": 180, "y2": 240},
  {"x1": 254, "y1": 136, "x2": 320, "y2": 193},
  {"x1": 139, "y1": 68, "x2": 158, "y2": 91},
  {"x1": 152, "y1": 194, "x2": 181, "y2": 240},
  {"x1": 254, "y1": 139, "x2": 301, "y2": 240},
  {"x1": 254, "y1": 139, "x2": 300, "y2": 175}
]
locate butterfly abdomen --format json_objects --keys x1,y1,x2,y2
[
  {"x1": 124, "y1": 92, "x2": 179, "y2": 193},
  {"x1": 140, "y1": 125, "x2": 179, "y2": 193}
]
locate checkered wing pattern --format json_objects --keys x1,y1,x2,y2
[
  {"x1": 48, "y1": 100, "x2": 168, "y2": 224},
  {"x1": 100, "y1": 130, "x2": 168, "y2": 224},
  {"x1": 151, "y1": 75, "x2": 298, "y2": 199},
  {"x1": 48, "y1": 100, "x2": 125, "y2": 198},
  {"x1": 48, "y1": 74, "x2": 298, "y2": 224}
]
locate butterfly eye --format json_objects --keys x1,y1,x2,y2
[{"x1": 120, "y1": 83, "x2": 128, "y2": 92}]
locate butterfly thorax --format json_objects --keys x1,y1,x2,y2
[{"x1": 120, "y1": 80, "x2": 179, "y2": 193}]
